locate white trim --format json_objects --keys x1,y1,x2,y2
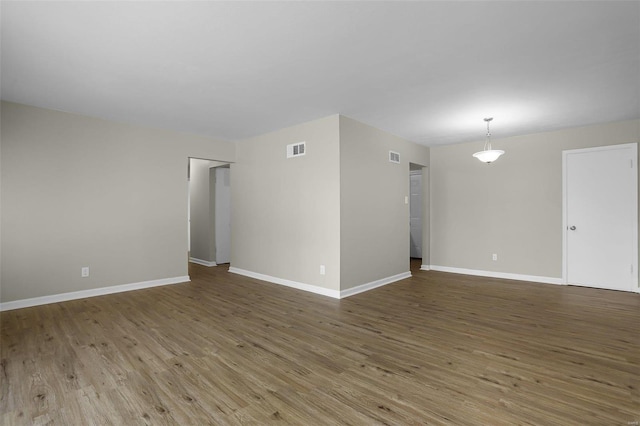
[
  {"x1": 228, "y1": 267, "x2": 340, "y2": 299},
  {"x1": 189, "y1": 257, "x2": 217, "y2": 267},
  {"x1": 562, "y1": 142, "x2": 638, "y2": 291},
  {"x1": 0, "y1": 276, "x2": 190, "y2": 312},
  {"x1": 430, "y1": 265, "x2": 563, "y2": 285},
  {"x1": 228, "y1": 268, "x2": 413, "y2": 299},
  {"x1": 420, "y1": 264, "x2": 431, "y2": 271},
  {"x1": 340, "y1": 272, "x2": 411, "y2": 298}
]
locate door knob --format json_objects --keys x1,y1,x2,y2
[{"x1": 569, "y1": 226, "x2": 576, "y2": 230}]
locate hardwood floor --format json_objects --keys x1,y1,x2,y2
[{"x1": 1, "y1": 263, "x2": 639, "y2": 425}]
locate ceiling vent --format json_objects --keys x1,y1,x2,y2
[
  {"x1": 287, "y1": 141, "x2": 306, "y2": 158},
  {"x1": 389, "y1": 150, "x2": 400, "y2": 164}
]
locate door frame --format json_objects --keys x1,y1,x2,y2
[
  {"x1": 187, "y1": 157, "x2": 233, "y2": 268},
  {"x1": 562, "y1": 142, "x2": 638, "y2": 292}
]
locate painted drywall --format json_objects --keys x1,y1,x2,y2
[
  {"x1": 189, "y1": 158, "x2": 215, "y2": 263},
  {"x1": 339, "y1": 116, "x2": 429, "y2": 290},
  {"x1": 430, "y1": 119, "x2": 640, "y2": 281},
  {"x1": 0, "y1": 101, "x2": 234, "y2": 303},
  {"x1": 231, "y1": 115, "x2": 341, "y2": 290}
]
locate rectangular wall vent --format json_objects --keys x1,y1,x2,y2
[
  {"x1": 287, "y1": 141, "x2": 306, "y2": 158},
  {"x1": 389, "y1": 151, "x2": 400, "y2": 164}
]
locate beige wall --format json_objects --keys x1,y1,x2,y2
[
  {"x1": 339, "y1": 116, "x2": 429, "y2": 290},
  {"x1": 430, "y1": 119, "x2": 640, "y2": 279},
  {"x1": 0, "y1": 102, "x2": 234, "y2": 303},
  {"x1": 231, "y1": 115, "x2": 341, "y2": 290},
  {"x1": 6, "y1": 100, "x2": 633, "y2": 304}
]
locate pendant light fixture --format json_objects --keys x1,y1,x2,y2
[{"x1": 473, "y1": 117, "x2": 504, "y2": 163}]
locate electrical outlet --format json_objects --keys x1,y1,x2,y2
[
  {"x1": 81, "y1": 266, "x2": 90, "y2": 277},
  {"x1": 320, "y1": 265, "x2": 326, "y2": 275},
  {"x1": 492, "y1": 254, "x2": 498, "y2": 261}
]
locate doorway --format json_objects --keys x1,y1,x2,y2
[
  {"x1": 563, "y1": 143, "x2": 638, "y2": 291},
  {"x1": 188, "y1": 158, "x2": 232, "y2": 267},
  {"x1": 410, "y1": 169, "x2": 422, "y2": 259},
  {"x1": 213, "y1": 166, "x2": 231, "y2": 264},
  {"x1": 409, "y1": 163, "x2": 427, "y2": 272}
]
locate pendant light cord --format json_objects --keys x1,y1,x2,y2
[{"x1": 484, "y1": 118, "x2": 493, "y2": 151}]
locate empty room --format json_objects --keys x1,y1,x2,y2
[{"x1": 1, "y1": 1, "x2": 639, "y2": 424}]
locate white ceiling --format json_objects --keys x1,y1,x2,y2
[{"x1": 2, "y1": 1, "x2": 639, "y2": 146}]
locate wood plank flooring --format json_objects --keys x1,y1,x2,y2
[{"x1": 1, "y1": 261, "x2": 639, "y2": 425}]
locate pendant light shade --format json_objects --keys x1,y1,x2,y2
[
  {"x1": 473, "y1": 149, "x2": 504, "y2": 163},
  {"x1": 473, "y1": 118, "x2": 504, "y2": 163}
]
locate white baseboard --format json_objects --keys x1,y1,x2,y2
[
  {"x1": 189, "y1": 257, "x2": 217, "y2": 267},
  {"x1": 0, "y1": 276, "x2": 190, "y2": 312},
  {"x1": 228, "y1": 267, "x2": 412, "y2": 299},
  {"x1": 420, "y1": 264, "x2": 430, "y2": 271},
  {"x1": 228, "y1": 267, "x2": 341, "y2": 299},
  {"x1": 340, "y1": 271, "x2": 412, "y2": 298},
  {"x1": 429, "y1": 265, "x2": 563, "y2": 285}
]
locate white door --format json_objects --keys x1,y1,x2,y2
[
  {"x1": 410, "y1": 171, "x2": 422, "y2": 258},
  {"x1": 215, "y1": 167, "x2": 231, "y2": 264},
  {"x1": 564, "y1": 143, "x2": 637, "y2": 291}
]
